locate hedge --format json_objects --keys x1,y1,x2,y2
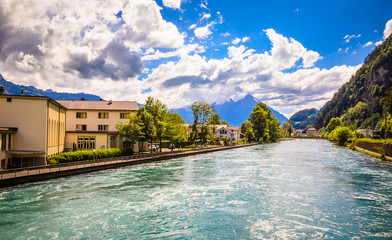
[
  {"x1": 355, "y1": 138, "x2": 392, "y2": 157},
  {"x1": 48, "y1": 147, "x2": 134, "y2": 164}
]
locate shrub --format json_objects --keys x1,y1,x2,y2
[
  {"x1": 328, "y1": 126, "x2": 351, "y2": 145},
  {"x1": 47, "y1": 147, "x2": 134, "y2": 164}
]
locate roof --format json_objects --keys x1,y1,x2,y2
[
  {"x1": 0, "y1": 94, "x2": 67, "y2": 109},
  {"x1": 56, "y1": 100, "x2": 138, "y2": 111},
  {"x1": 0, "y1": 127, "x2": 18, "y2": 133},
  {"x1": 307, "y1": 128, "x2": 316, "y2": 131},
  {"x1": 228, "y1": 126, "x2": 240, "y2": 131}
]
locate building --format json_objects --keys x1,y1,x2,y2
[
  {"x1": 0, "y1": 95, "x2": 66, "y2": 169},
  {"x1": 215, "y1": 125, "x2": 242, "y2": 142},
  {"x1": 306, "y1": 127, "x2": 318, "y2": 136},
  {"x1": 57, "y1": 100, "x2": 139, "y2": 152}
]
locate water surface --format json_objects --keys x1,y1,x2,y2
[{"x1": 1, "y1": 139, "x2": 392, "y2": 239}]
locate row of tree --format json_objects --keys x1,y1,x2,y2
[{"x1": 116, "y1": 96, "x2": 187, "y2": 152}]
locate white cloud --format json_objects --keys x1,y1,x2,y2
[
  {"x1": 384, "y1": 19, "x2": 392, "y2": 39},
  {"x1": 232, "y1": 38, "x2": 241, "y2": 45},
  {"x1": 302, "y1": 51, "x2": 322, "y2": 68},
  {"x1": 375, "y1": 41, "x2": 383, "y2": 46},
  {"x1": 221, "y1": 32, "x2": 230, "y2": 37},
  {"x1": 0, "y1": 0, "x2": 184, "y2": 98},
  {"x1": 242, "y1": 37, "x2": 250, "y2": 42},
  {"x1": 363, "y1": 41, "x2": 373, "y2": 47},
  {"x1": 343, "y1": 34, "x2": 361, "y2": 43},
  {"x1": 189, "y1": 24, "x2": 197, "y2": 30},
  {"x1": 194, "y1": 22, "x2": 214, "y2": 39},
  {"x1": 162, "y1": 0, "x2": 182, "y2": 9},
  {"x1": 200, "y1": 13, "x2": 211, "y2": 21}
]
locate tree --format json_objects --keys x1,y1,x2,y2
[
  {"x1": 329, "y1": 126, "x2": 351, "y2": 145},
  {"x1": 281, "y1": 122, "x2": 293, "y2": 138},
  {"x1": 249, "y1": 103, "x2": 281, "y2": 142},
  {"x1": 0, "y1": 85, "x2": 4, "y2": 94},
  {"x1": 143, "y1": 96, "x2": 167, "y2": 152},
  {"x1": 116, "y1": 115, "x2": 143, "y2": 147},
  {"x1": 164, "y1": 111, "x2": 187, "y2": 144},
  {"x1": 137, "y1": 107, "x2": 155, "y2": 152},
  {"x1": 191, "y1": 101, "x2": 213, "y2": 145},
  {"x1": 327, "y1": 117, "x2": 343, "y2": 133}
]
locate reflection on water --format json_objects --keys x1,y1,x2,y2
[{"x1": 1, "y1": 139, "x2": 392, "y2": 239}]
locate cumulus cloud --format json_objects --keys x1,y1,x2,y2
[
  {"x1": 142, "y1": 28, "x2": 357, "y2": 113},
  {"x1": 162, "y1": 0, "x2": 182, "y2": 9},
  {"x1": 232, "y1": 38, "x2": 241, "y2": 45},
  {"x1": 194, "y1": 22, "x2": 214, "y2": 39},
  {"x1": 200, "y1": 13, "x2": 211, "y2": 21},
  {"x1": 0, "y1": 0, "x2": 184, "y2": 96},
  {"x1": 343, "y1": 34, "x2": 361, "y2": 43},
  {"x1": 384, "y1": 19, "x2": 392, "y2": 39},
  {"x1": 375, "y1": 41, "x2": 383, "y2": 46}
]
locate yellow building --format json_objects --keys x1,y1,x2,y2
[
  {"x1": 0, "y1": 95, "x2": 66, "y2": 169},
  {"x1": 56, "y1": 100, "x2": 139, "y2": 152}
]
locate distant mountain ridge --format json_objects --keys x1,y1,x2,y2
[
  {"x1": 288, "y1": 108, "x2": 318, "y2": 129},
  {"x1": 0, "y1": 74, "x2": 102, "y2": 100},
  {"x1": 174, "y1": 94, "x2": 288, "y2": 126},
  {"x1": 314, "y1": 34, "x2": 392, "y2": 129}
]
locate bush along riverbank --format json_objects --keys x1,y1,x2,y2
[
  {"x1": 354, "y1": 138, "x2": 392, "y2": 160},
  {"x1": 48, "y1": 148, "x2": 134, "y2": 164}
]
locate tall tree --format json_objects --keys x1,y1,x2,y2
[
  {"x1": 137, "y1": 107, "x2": 155, "y2": 152},
  {"x1": 249, "y1": 102, "x2": 281, "y2": 142},
  {"x1": 281, "y1": 122, "x2": 293, "y2": 138},
  {"x1": 143, "y1": 96, "x2": 168, "y2": 152},
  {"x1": 191, "y1": 101, "x2": 213, "y2": 145},
  {"x1": 164, "y1": 111, "x2": 187, "y2": 144}
]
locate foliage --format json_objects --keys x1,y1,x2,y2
[
  {"x1": 377, "y1": 114, "x2": 392, "y2": 138},
  {"x1": 328, "y1": 126, "x2": 351, "y2": 145},
  {"x1": 241, "y1": 120, "x2": 255, "y2": 141},
  {"x1": 47, "y1": 148, "x2": 133, "y2": 164},
  {"x1": 143, "y1": 96, "x2": 168, "y2": 151},
  {"x1": 314, "y1": 33, "x2": 392, "y2": 130},
  {"x1": 0, "y1": 85, "x2": 4, "y2": 93},
  {"x1": 191, "y1": 101, "x2": 214, "y2": 144},
  {"x1": 327, "y1": 117, "x2": 343, "y2": 133},
  {"x1": 164, "y1": 111, "x2": 187, "y2": 144},
  {"x1": 137, "y1": 106, "x2": 155, "y2": 149},
  {"x1": 248, "y1": 102, "x2": 281, "y2": 142},
  {"x1": 281, "y1": 122, "x2": 293, "y2": 137},
  {"x1": 116, "y1": 114, "x2": 143, "y2": 145},
  {"x1": 288, "y1": 108, "x2": 318, "y2": 129}
]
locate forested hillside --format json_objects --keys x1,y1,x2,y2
[
  {"x1": 314, "y1": 34, "x2": 392, "y2": 130},
  {"x1": 288, "y1": 108, "x2": 318, "y2": 129}
]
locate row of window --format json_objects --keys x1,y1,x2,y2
[
  {"x1": 77, "y1": 136, "x2": 131, "y2": 150},
  {"x1": 76, "y1": 124, "x2": 109, "y2": 131},
  {"x1": 76, "y1": 112, "x2": 130, "y2": 119},
  {"x1": 1, "y1": 134, "x2": 11, "y2": 151}
]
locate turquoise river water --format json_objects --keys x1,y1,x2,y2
[{"x1": 1, "y1": 139, "x2": 392, "y2": 239}]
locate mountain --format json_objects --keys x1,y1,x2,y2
[
  {"x1": 174, "y1": 94, "x2": 288, "y2": 126},
  {"x1": 0, "y1": 74, "x2": 102, "y2": 100},
  {"x1": 288, "y1": 108, "x2": 318, "y2": 129},
  {"x1": 314, "y1": 34, "x2": 392, "y2": 129}
]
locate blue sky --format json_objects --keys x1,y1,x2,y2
[{"x1": 0, "y1": 0, "x2": 391, "y2": 116}]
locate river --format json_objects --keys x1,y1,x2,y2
[{"x1": 1, "y1": 139, "x2": 392, "y2": 239}]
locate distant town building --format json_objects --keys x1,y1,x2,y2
[{"x1": 306, "y1": 128, "x2": 317, "y2": 136}]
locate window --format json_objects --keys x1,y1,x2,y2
[
  {"x1": 76, "y1": 124, "x2": 87, "y2": 131},
  {"x1": 76, "y1": 112, "x2": 87, "y2": 118},
  {"x1": 77, "y1": 136, "x2": 95, "y2": 150},
  {"x1": 1, "y1": 134, "x2": 6, "y2": 151},
  {"x1": 98, "y1": 112, "x2": 109, "y2": 119},
  {"x1": 123, "y1": 141, "x2": 132, "y2": 147},
  {"x1": 7, "y1": 98, "x2": 12, "y2": 102},
  {"x1": 98, "y1": 125, "x2": 108, "y2": 131},
  {"x1": 120, "y1": 112, "x2": 130, "y2": 119}
]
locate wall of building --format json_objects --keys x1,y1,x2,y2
[
  {"x1": 47, "y1": 102, "x2": 66, "y2": 156},
  {"x1": 0, "y1": 96, "x2": 47, "y2": 152},
  {"x1": 64, "y1": 110, "x2": 134, "y2": 132},
  {"x1": 65, "y1": 132, "x2": 109, "y2": 150}
]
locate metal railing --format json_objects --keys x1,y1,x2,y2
[{"x1": 0, "y1": 143, "x2": 254, "y2": 180}]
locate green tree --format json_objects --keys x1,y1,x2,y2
[
  {"x1": 116, "y1": 115, "x2": 143, "y2": 147},
  {"x1": 0, "y1": 85, "x2": 4, "y2": 94},
  {"x1": 191, "y1": 101, "x2": 213, "y2": 145},
  {"x1": 328, "y1": 126, "x2": 351, "y2": 145},
  {"x1": 137, "y1": 107, "x2": 155, "y2": 152},
  {"x1": 164, "y1": 111, "x2": 187, "y2": 144},
  {"x1": 249, "y1": 103, "x2": 281, "y2": 142},
  {"x1": 281, "y1": 122, "x2": 293, "y2": 138},
  {"x1": 143, "y1": 96, "x2": 167, "y2": 152},
  {"x1": 327, "y1": 117, "x2": 343, "y2": 133}
]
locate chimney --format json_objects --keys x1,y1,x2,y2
[
  {"x1": 107, "y1": 100, "x2": 112, "y2": 105},
  {"x1": 21, "y1": 89, "x2": 25, "y2": 95}
]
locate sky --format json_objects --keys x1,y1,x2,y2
[{"x1": 0, "y1": 0, "x2": 392, "y2": 117}]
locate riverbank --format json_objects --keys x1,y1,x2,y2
[{"x1": 0, "y1": 143, "x2": 259, "y2": 188}]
